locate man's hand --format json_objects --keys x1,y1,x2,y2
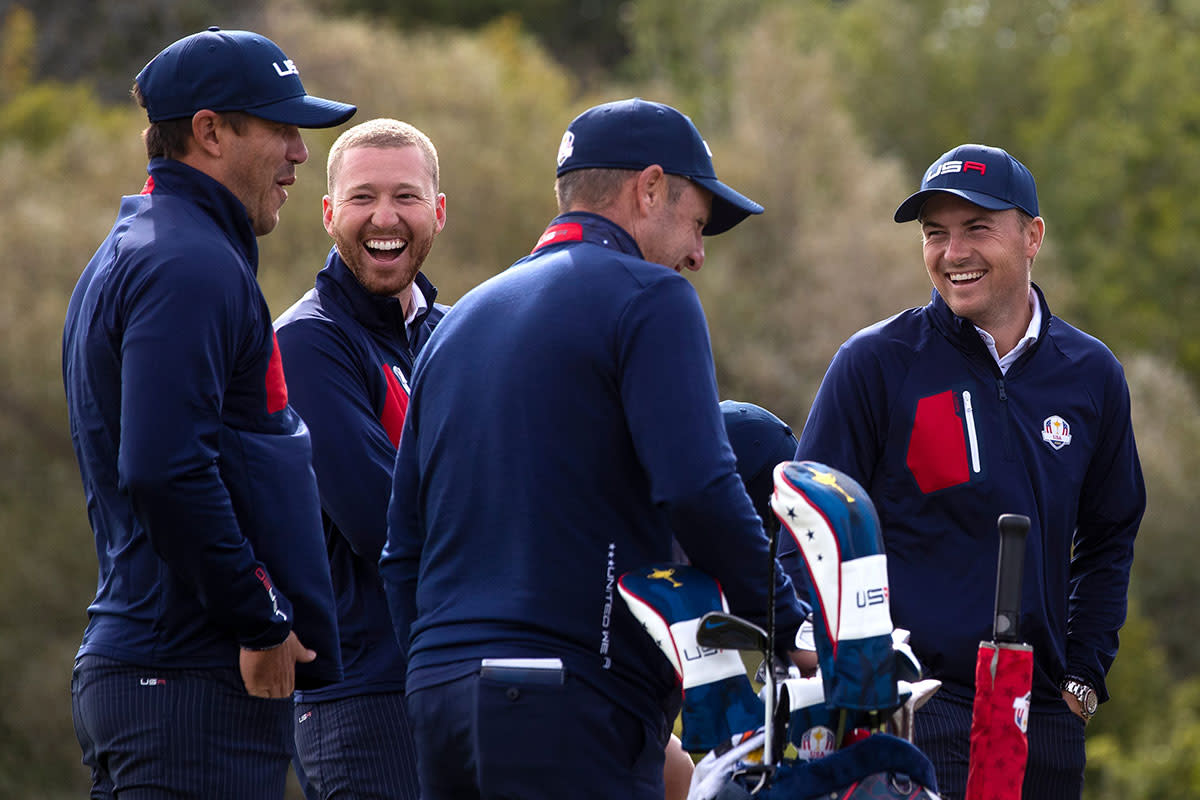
[
  {"x1": 239, "y1": 632, "x2": 316, "y2": 698},
  {"x1": 1062, "y1": 688, "x2": 1086, "y2": 722},
  {"x1": 788, "y1": 648, "x2": 819, "y2": 677}
]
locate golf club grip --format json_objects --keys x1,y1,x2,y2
[{"x1": 993, "y1": 513, "x2": 1031, "y2": 642}]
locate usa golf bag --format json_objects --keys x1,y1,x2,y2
[{"x1": 619, "y1": 460, "x2": 941, "y2": 799}]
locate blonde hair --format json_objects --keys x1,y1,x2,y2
[{"x1": 326, "y1": 118, "x2": 439, "y2": 195}]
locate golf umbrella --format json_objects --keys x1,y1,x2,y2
[{"x1": 965, "y1": 514, "x2": 1033, "y2": 800}]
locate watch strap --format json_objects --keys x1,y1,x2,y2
[{"x1": 1060, "y1": 675, "x2": 1098, "y2": 721}]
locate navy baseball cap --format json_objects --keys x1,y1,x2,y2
[
  {"x1": 555, "y1": 98, "x2": 764, "y2": 235},
  {"x1": 893, "y1": 144, "x2": 1038, "y2": 223},
  {"x1": 135, "y1": 27, "x2": 356, "y2": 128},
  {"x1": 721, "y1": 400, "x2": 798, "y2": 521}
]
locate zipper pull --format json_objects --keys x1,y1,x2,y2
[{"x1": 962, "y1": 390, "x2": 981, "y2": 474}]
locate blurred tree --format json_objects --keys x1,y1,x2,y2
[
  {"x1": 0, "y1": 4, "x2": 34, "y2": 100},
  {"x1": 688, "y1": 4, "x2": 931, "y2": 429},
  {"x1": 1027, "y1": 0, "x2": 1200, "y2": 383},
  {"x1": 619, "y1": 0, "x2": 776, "y2": 125},
  {"x1": 1085, "y1": 598, "x2": 1200, "y2": 798},
  {"x1": 2, "y1": 0, "x2": 259, "y2": 101},
  {"x1": 309, "y1": 0, "x2": 632, "y2": 79},
  {"x1": 1119, "y1": 353, "x2": 1200, "y2": 675}
]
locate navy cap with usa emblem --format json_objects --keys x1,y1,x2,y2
[
  {"x1": 555, "y1": 97, "x2": 763, "y2": 235},
  {"x1": 135, "y1": 27, "x2": 356, "y2": 128},
  {"x1": 894, "y1": 144, "x2": 1039, "y2": 223}
]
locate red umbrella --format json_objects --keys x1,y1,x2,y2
[{"x1": 965, "y1": 514, "x2": 1033, "y2": 800}]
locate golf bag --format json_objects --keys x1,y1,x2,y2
[{"x1": 619, "y1": 460, "x2": 942, "y2": 799}]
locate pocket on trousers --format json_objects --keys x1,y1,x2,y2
[{"x1": 476, "y1": 669, "x2": 569, "y2": 776}]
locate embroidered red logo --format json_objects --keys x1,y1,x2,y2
[
  {"x1": 264, "y1": 331, "x2": 288, "y2": 414},
  {"x1": 532, "y1": 222, "x2": 583, "y2": 253},
  {"x1": 379, "y1": 364, "x2": 410, "y2": 448},
  {"x1": 140, "y1": 176, "x2": 155, "y2": 194}
]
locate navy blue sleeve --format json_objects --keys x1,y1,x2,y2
[
  {"x1": 276, "y1": 316, "x2": 396, "y2": 559},
  {"x1": 617, "y1": 277, "x2": 808, "y2": 645},
  {"x1": 118, "y1": 249, "x2": 291, "y2": 648},
  {"x1": 1066, "y1": 357, "x2": 1145, "y2": 699}
]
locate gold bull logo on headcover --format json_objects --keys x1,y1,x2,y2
[
  {"x1": 807, "y1": 465, "x2": 856, "y2": 504},
  {"x1": 647, "y1": 567, "x2": 683, "y2": 588}
]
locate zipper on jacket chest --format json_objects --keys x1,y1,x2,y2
[{"x1": 995, "y1": 376, "x2": 1015, "y2": 460}]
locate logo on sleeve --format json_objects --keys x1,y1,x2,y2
[{"x1": 1041, "y1": 415, "x2": 1072, "y2": 450}]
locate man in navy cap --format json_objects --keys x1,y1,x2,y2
[
  {"x1": 794, "y1": 144, "x2": 1145, "y2": 799},
  {"x1": 62, "y1": 27, "x2": 355, "y2": 798},
  {"x1": 379, "y1": 98, "x2": 811, "y2": 800}
]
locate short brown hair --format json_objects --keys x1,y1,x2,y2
[
  {"x1": 131, "y1": 82, "x2": 250, "y2": 160},
  {"x1": 327, "y1": 118, "x2": 439, "y2": 196},
  {"x1": 554, "y1": 168, "x2": 687, "y2": 213}
]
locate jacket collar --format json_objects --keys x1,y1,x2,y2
[
  {"x1": 315, "y1": 247, "x2": 439, "y2": 337},
  {"x1": 532, "y1": 212, "x2": 643, "y2": 259},
  {"x1": 927, "y1": 282, "x2": 1052, "y2": 360},
  {"x1": 145, "y1": 157, "x2": 259, "y2": 273}
]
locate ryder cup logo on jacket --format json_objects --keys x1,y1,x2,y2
[{"x1": 1041, "y1": 415, "x2": 1072, "y2": 450}]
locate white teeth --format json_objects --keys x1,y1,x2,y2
[
  {"x1": 949, "y1": 271, "x2": 984, "y2": 282},
  {"x1": 366, "y1": 239, "x2": 406, "y2": 251}
]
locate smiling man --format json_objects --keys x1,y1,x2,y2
[
  {"x1": 793, "y1": 144, "x2": 1145, "y2": 800},
  {"x1": 274, "y1": 118, "x2": 447, "y2": 800}
]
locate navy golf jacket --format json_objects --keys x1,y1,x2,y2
[{"x1": 62, "y1": 158, "x2": 340, "y2": 686}]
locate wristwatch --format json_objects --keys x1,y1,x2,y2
[{"x1": 1060, "y1": 676, "x2": 1099, "y2": 722}]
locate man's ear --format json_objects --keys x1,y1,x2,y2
[
  {"x1": 190, "y1": 110, "x2": 225, "y2": 159},
  {"x1": 633, "y1": 164, "x2": 667, "y2": 217},
  {"x1": 322, "y1": 195, "x2": 335, "y2": 237},
  {"x1": 1025, "y1": 215, "x2": 1046, "y2": 261}
]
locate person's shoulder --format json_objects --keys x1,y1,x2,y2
[
  {"x1": 1045, "y1": 314, "x2": 1121, "y2": 359},
  {"x1": 274, "y1": 288, "x2": 335, "y2": 333},
  {"x1": 274, "y1": 289, "x2": 369, "y2": 363},
  {"x1": 841, "y1": 305, "x2": 927, "y2": 353},
  {"x1": 1043, "y1": 315, "x2": 1128, "y2": 380},
  {"x1": 128, "y1": 197, "x2": 245, "y2": 269}
]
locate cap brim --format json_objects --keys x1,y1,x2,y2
[
  {"x1": 694, "y1": 177, "x2": 764, "y2": 235},
  {"x1": 249, "y1": 94, "x2": 357, "y2": 129},
  {"x1": 893, "y1": 188, "x2": 1018, "y2": 223}
]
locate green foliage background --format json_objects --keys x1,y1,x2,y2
[{"x1": 1, "y1": 0, "x2": 1197, "y2": 795}]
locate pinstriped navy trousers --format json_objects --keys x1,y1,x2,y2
[
  {"x1": 293, "y1": 691, "x2": 419, "y2": 799},
  {"x1": 914, "y1": 689, "x2": 1086, "y2": 800},
  {"x1": 71, "y1": 654, "x2": 294, "y2": 799}
]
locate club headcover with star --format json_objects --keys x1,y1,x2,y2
[
  {"x1": 618, "y1": 563, "x2": 765, "y2": 751},
  {"x1": 770, "y1": 461, "x2": 901, "y2": 712}
]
